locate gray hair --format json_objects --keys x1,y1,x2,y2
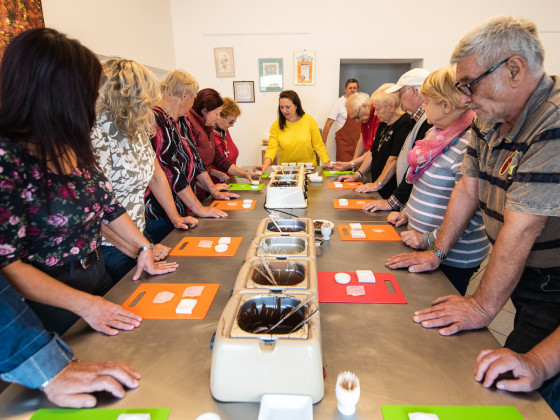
[
  {"x1": 346, "y1": 92, "x2": 371, "y2": 115},
  {"x1": 371, "y1": 83, "x2": 400, "y2": 108},
  {"x1": 451, "y1": 16, "x2": 544, "y2": 75}
]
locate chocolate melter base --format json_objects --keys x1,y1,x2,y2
[
  {"x1": 237, "y1": 296, "x2": 305, "y2": 334},
  {"x1": 252, "y1": 262, "x2": 305, "y2": 286}
]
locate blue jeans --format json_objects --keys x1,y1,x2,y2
[
  {"x1": 101, "y1": 244, "x2": 137, "y2": 284},
  {"x1": 145, "y1": 219, "x2": 174, "y2": 244}
]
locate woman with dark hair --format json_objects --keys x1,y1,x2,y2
[
  {"x1": 0, "y1": 28, "x2": 176, "y2": 336},
  {"x1": 255, "y1": 90, "x2": 330, "y2": 173},
  {"x1": 184, "y1": 88, "x2": 253, "y2": 188}
]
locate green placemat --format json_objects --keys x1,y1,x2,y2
[
  {"x1": 381, "y1": 405, "x2": 523, "y2": 420},
  {"x1": 31, "y1": 408, "x2": 170, "y2": 420},
  {"x1": 323, "y1": 170, "x2": 354, "y2": 176},
  {"x1": 228, "y1": 183, "x2": 263, "y2": 191}
]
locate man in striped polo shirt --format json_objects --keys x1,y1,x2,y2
[{"x1": 386, "y1": 16, "x2": 560, "y2": 412}]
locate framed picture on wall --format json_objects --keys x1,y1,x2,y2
[
  {"x1": 233, "y1": 81, "x2": 255, "y2": 103},
  {"x1": 294, "y1": 50, "x2": 315, "y2": 85},
  {"x1": 214, "y1": 47, "x2": 235, "y2": 77},
  {"x1": 258, "y1": 58, "x2": 283, "y2": 92}
]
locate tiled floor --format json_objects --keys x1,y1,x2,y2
[{"x1": 465, "y1": 256, "x2": 515, "y2": 346}]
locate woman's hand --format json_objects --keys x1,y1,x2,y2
[
  {"x1": 333, "y1": 161, "x2": 351, "y2": 171},
  {"x1": 214, "y1": 191, "x2": 240, "y2": 200},
  {"x1": 356, "y1": 182, "x2": 380, "y2": 193},
  {"x1": 79, "y1": 295, "x2": 142, "y2": 336},
  {"x1": 196, "y1": 206, "x2": 228, "y2": 218},
  {"x1": 387, "y1": 211, "x2": 408, "y2": 227},
  {"x1": 153, "y1": 243, "x2": 171, "y2": 262},
  {"x1": 171, "y1": 215, "x2": 198, "y2": 231},
  {"x1": 253, "y1": 164, "x2": 265, "y2": 172},
  {"x1": 400, "y1": 230, "x2": 425, "y2": 249},
  {"x1": 214, "y1": 183, "x2": 231, "y2": 191},
  {"x1": 363, "y1": 199, "x2": 391, "y2": 212},
  {"x1": 214, "y1": 171, "x2": 230, "y2": 183},
  {"x1": 338, "y1": 173, "x2": 359, "y2": 182},
  {"x1": 132, "y1": 248, "x2": 178, "y2": 281}
]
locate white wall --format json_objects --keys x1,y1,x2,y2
[
  {"x1": 43, "y1": 0, "x2": 560, "y2": 166},
  {"x1": 42, "y1": 0, "x2": 176, "y2": 70}
]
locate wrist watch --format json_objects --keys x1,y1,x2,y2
[
  {"x1": 429, "y1": 244, "x2": 447, "y2": 261},
  {"x1": 351, "y1": 161, "x2": 356, "y2": 170},
  {"x1": 137, "y1": 243, "x2": 154, "y2": 259}
]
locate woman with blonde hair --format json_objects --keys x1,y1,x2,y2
[
  {"x1": 92, "y1": 59, "x2": 198, "y2": 283},
  {"x1": 339, "y1": 83, "x2": 414, "y2": 199},
  {"x1": 386, "y1": 66, "x2": 490, "y2": 295}
]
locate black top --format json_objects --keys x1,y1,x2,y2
[
  {"x1": 392, "y1": 119, "x2": 432, "y2": 204},
  {"x1": 370, "y1": 112, "x2": 414, "y2": 199}
]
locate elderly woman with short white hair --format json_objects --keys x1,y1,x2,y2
[{"x1": 339, "y1": 83, "x2": 414, "y2": 199}]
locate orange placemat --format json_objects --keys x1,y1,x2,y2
[
  {"x1": 327, "y1": 182, "x2": 363, "y2": 189},
  {"x1": 122, "y1": 283, "x2": 219, "y2": 320},
  {"x1": 333, "y1": 199, "x2": 375, "y2": 209},
  {"x1": 318, "y1": 272, "x2": 406, "y2": 304},
  {"x1": 337, "y1": 224, "x2": 401, "y2": 241},
  {"x1": 169, "y1": 237, "x2": 242, "y2": 257},
  {"x1": 210, "y1": 200, "x2": 256, "y2": 210}
]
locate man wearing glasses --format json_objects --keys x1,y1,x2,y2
[{"x1": 385, "y1": 16, "x2": 560, "y2": 413}]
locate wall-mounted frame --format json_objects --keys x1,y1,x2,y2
[
  {"x1": 214, "y1": 47, "x2": 235, "y2": 77},
  {"x1": 233, "y1": 81, "x2": 255, "y2": 103},
  {"x1": 259, "y1": 58, "x2": 283, "y2": 92},
  {"x1": 294, "y1": 51, "x2": 315, "y2": 85}
]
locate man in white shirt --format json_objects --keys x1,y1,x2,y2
[{"x1": 322, "y1": 78, "x2": 360, "y2": 161}]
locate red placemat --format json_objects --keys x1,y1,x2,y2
[
  {"x1": 337, "y1": 224, "x2": 401, "y2": 241},
  {"x1": 210, "y1": 200, "x2": 256, "y2": 210},
  {"x1": 169, "y1": 237, "x2": 242, "y2": 257},
  {"x1": 122, "y1": 283, "x2": 220, "y2": 320},
  {"x1": 327, "y1": 182, "x2": 363, "y2": 189},
  {"x1": 318, "y1": 272, "x2": 406, "y2": 304},
  {"x1": 333, "y1": 198, "x2": 375, "y2": 209}
]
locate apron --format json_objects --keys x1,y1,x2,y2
[{"x1": 335, "y1": 114, "x2": 361, "y2": 161}]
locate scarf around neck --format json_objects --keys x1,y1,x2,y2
[{"x1": 406, "y1": 109, "x2": 474, "y2": 183}]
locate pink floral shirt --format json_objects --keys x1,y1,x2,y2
[{"x1": 0, "y1": 137, "x2": 125, "y2": 268}]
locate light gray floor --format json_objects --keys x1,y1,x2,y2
[{"x1": 466, "y1": 254, "x2": 515, "y2": 346}]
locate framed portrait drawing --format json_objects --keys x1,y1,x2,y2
[
  {"x1": 214, "y1": 47, "x2": 235, "y2": 77},
  {"x1": 233, "y1": 81, "x2": 255, "y2": 103},
  {"x1": 258, "y1": 58, "x2": 283, "y2": 92},
  {"x1": 294, "y1": 51, "x2": 315, "y2": 85}
]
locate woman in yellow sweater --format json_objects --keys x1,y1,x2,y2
[{"x1": 255, "y1": 90, "x2": 330, "y2": 173}]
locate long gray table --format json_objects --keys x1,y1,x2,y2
[{"x1": 0, "y1": 173, "x2": 557, "y2": 419}]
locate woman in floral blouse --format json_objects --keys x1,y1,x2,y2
[
  {"x1": 0, "y1": 28, "x2": 176, "y2": 335},
  {"x1": 92, "y1": 59, "x2": 198, "y2": 283}
]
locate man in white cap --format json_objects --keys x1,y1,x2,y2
[{"x1": 363, "y1": 68, "x2": 431, "y2": 213}]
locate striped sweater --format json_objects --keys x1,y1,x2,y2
[{"x1": 404, "y1": 129, "x2": 490, "y2": 268}]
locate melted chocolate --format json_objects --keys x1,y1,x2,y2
[
  {"x1": 252, "y1": 262, "x2": 305, "y2": 286},
  {"x1": 237, "y1": 296, "x2": 305, "y2": 334},
  {"x1": 270, "y1": 181, "x2": 297, "y2": 187}
]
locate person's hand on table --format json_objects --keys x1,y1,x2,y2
[
  {"x1": 214, "y1": 183, "x2": 231, "y2": 191},
  {"x1": 213, "y1": 191, "x2": 240, "y2": 200},
  {"x1": 363, "y1": 199, "x2": 391, "y2": 212},
  {"x1": 333, "y1": 161, "x2": 351, "y2": 171},
  {"x1": 411, "y1": 294, "x2": 493, "y2": 336},
  {"x1": 387, "y1": 211, "x2": 408, "y2": 227},
  {"x1": 400, "y1": 230, "x2": 425, "y2": 249},
  {"x1": 153, "y1": 243, "x2": 171, "y2": 262},
  {"x1": 338, "y1": 173, "x2": 359, "y2": 182},
  {"x1": 133, "y1": 248, "x2": 178, "y2": 281},
  {"x1": 385, "y1": 248, "x2": 440, "y2": 272},
  {"x1": 214, "y1": 171, "x2": 229, "y2": 183},
  {"x1": 253, "y1": 164, "x2": 265, "y2": 172},
  {"x1": 43, "y1": 360, "x2": 141, "y2": 408},
  {"x1": 356, "y1": 182, "x2": 380, "y2": 193},
  {"x1": 79, "y1": 295, "x2": 142, "y2": 335},
  {"x1": 197, "y1": 206, "x2": 228, "y2": 218},
  {"x1": 475, "y1": 348, "x2": 546, "y2": 392},
  {"x1": 171, "y1": 215, "x2": 198, "y2": 231}
]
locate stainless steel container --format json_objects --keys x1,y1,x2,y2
[
  {"x1": 255, "y1": 217, "x2": 313, "y2": 235},
  {"x1": 246, "y1": 234, "x2": 316, "y2": 259}
]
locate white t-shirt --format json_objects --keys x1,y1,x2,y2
[{"x1": 328, "y1": 96, "x2": 348, "y2": 133}]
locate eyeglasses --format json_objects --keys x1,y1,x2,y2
[
  {"x1": 454, "y1": 56, "x2": 512, "y2": 96},
  {"x1": 396, "y1": 86, "x2": 412, "y2": 100},
  {"x1": 225, "y1": 116, "x2": 237, "y2": 125},
  {"x1": 352, "y1": 106, "x2": 363, "y2": 120}
]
